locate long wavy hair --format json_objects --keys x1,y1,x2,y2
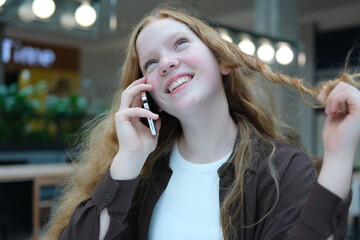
[{"x1": 44, "y1": 5, "x2": 360, "y2": 240}]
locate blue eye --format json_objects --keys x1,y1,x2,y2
[
  {"x1": 175, "y1": 38, "x2": 188, "y2": 49},
  {"x1": 144, "y1": 59, "x2": 158, "y2": 70}
]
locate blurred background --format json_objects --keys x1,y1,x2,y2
[{"x1": 0, "y1": 0, "x2": 359, "y2": 239}]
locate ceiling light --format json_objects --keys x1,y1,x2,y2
[
  {"x1": 0, "y1": 0, "x2": 7, "y2": 7},
  {"x1": 298, "y1": 52, "x2": 306, "y2": 66},
  {"x1": 238, "y1": 37, "x2": 256, "y2": 56},
  {"x1": 18, "y1": 2, "x2": 36, "y2": 22},
  {"x1": 275, "y1": 43, "x2": 294, "y2": 65},
  {"x1": 74, "y1": 2, "x2": 97, "y2": 28},
  {"x1": 220, "y1": 30, "x2": 233, "y2": 43},
  {"x1": 32, "y1": 0, "x2": 56, "y2": 19},
  {"x1": 60, "y1": 12, "x2": 76, "y2": 30},
  {"x1": 109, "y1": 14, "x2": 117, "y2": 31},
  {"x1": 257, "y1": 41, "x2": 275, "y2": 62}
]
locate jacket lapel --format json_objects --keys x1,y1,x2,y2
[{"x1": 137, "y1": 156, "x2": 173, "y2": 240}]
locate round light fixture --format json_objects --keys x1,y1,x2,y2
[
  {"x1": 298, "y1": 52, "x2": 306, "y2": 66},
  {"x1": 220, "y1": 30, "x2": 233, "y2": 43},
  {"x1": 109, "y1": 14, "x2": 117, "y2": 31},
  {"x1": 18, "y1": 2, "x2": 36, "y2": 22},
  {"x1": 74, "y1": 2, "x2": 97, "y2": 27},
  {"x1": 0, "y1": 0, "x2": 7, "y2": 7},
  {"x1": 60, "y1": 12, "x2": 76, "y2": 30},
  {"x1": 32, "y1": 0, "x2": 56, "y2": 19},
  {"x1": 238, "y1": 37, "x2": 256, "y2": 56},
  {"x1": 257, "y1": 41, "x2": 275, "y2": 62},
  {"x1": 275, "y1": 43, "x2": 294, "y2": 65}
]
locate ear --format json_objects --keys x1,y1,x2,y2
[{"x1": 220, "y1": 67, "x2": 231, "y2": 76}]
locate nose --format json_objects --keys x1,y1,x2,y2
[{"x1": 159, "y1": 57, "x2": 178, "y2": 75}]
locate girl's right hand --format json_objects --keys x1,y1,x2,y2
[{"x1": 110, "y1": 77, "x2": 161, "y2": 179}]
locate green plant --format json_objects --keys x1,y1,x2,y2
[
  {"x1": 0, "y1": 81, "x2": 88, "y2": 145},
  {"x1": 0, "y1": 82, "x2": 42, "y2": 142}
]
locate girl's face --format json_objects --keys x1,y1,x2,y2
[{"x1": 136, "y1": 18, "x2": 230, "y2": 118}]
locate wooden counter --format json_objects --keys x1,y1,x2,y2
[{"x1": 0, "y1": 163, "x2": 74, "y2": 240}]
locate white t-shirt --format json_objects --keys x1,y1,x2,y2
[{"x1": 148, "y1": 144, "x2": 231, "y2": 240}]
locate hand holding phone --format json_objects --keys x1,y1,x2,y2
[{"x1": 141, "y1": 91, "x2": 157, "y2": 136}]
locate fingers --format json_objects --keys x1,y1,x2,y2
[
  {"x1": 120, "y1": 77, "x2": 153, "y2": 110},
  {"x1": 155, "y1": 115, "x2": 162, "y2": 132},
  {"x1": 116, "y1": 77, "x2": 159, "y2": 122},
  {"x1": 115, "y1": 107, "x2": 159, "y2": 122},
  {"x1": 325, "y1": 81, "x2": 360, "y2": 116},
  {"x1": 317, "y1": 85, "x2": 329, "y2": 104}
]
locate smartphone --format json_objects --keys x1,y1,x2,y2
[{"x1": 141, "y1": 91, "x2": 157, "y2": 136}]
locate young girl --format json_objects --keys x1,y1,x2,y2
[{"x1": 44, "y1": 7, "x2": 360, "y2": 240}]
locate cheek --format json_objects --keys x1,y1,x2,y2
[
  {"x1": 184, "y1": 51, "x2": 204, "y2": 66},
  {"x1": 186, "y1": 48, "x2": 220, "y2": 72},
  {"x1": 146, "y1": 74, "x2": 161, "y2": 100},
  {"x1": 145, "y1": 72, "x2": 159, "y2": 87}
]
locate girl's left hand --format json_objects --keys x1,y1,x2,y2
[
  {"x1": 317, "y1": 81, "x2": 360, "y2": 199},
  {"x1": 320, "y1": 81, "x2": 360, "y2": 160}
]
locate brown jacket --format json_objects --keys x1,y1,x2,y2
[{"x1": 59, "y1": 139, "x2": 351, "y2": 240}]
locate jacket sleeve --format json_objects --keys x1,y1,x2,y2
[
  {"x1": 58, "y1": 169, "x2": 139, "y2": 240},
  {"x1": 286, "y1": 182, "x2": 352, "y2": 240},
  {"x1": 256, "y1": 148, "x2": 351, "y2": 240}
]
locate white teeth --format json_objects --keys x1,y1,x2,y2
[{"x1": 168, "y1": 76, "x2": 191, "y2": 92}]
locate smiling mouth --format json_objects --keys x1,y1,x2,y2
[{"x1": 168, "y1": 76, "x2": 192, "y2": 93}]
